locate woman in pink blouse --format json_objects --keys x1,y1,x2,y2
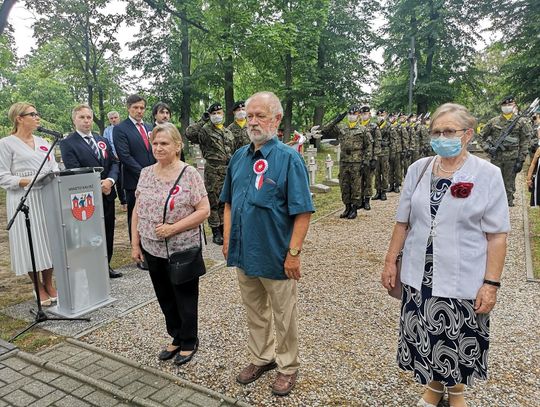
[{"x1": 131, "y1": 123, "x2": 210, "y2": 365}]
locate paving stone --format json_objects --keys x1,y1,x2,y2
[
  {"x1": 0, "y1": 399, "x2": 8, "y2": 406},
  {"x1": 3, "y1": 389, "x2": 37, "y2": 407},
  {"x1": 27, "y1": 389, "x2": 66, "y2": 407},
  {"x1": 0, "y1": 366, "x2": 24, "y2": 384},
  {"x1": 0, "y1": 376, "x2": 33, "y2": 397},
  {"x1": 79, "y1": 365, "x2": 112, "y2": 380},
  {"x1": 179, "y1": 403, "x2": 198, "y2": 407},
  {"x1": 20, "y1": 364, "x2": 42, "y2": 376},
  {"x1": 33, "y1": 370, "x2": 61, "y2": 383},
  {"x1": 1, "y1": 357, "x2": 30, "y2": 371},
  {"x1": 22, "y1": 380, "x2": 56, "y2": 398},
  {"x1": 187, "y1": 393, "x2": 221, "y2": 407},
  {"x1": 102, "y1": 366, "x2": 134, "y2": 383},
  {"x1": 54, "y1": 395, "x2": 92, "y2": 407},
  {"x1": 41, "y1": 351, "x2": 71, "y2": 364},
  {"x1": 121, "y1": 381, "x2": 158, "y2": 399},
  {"x1": 66, "y1": 354, "x2": 102, "y2": 370},
  {"x1": 95, "y1": 358, "x2": 124, "y2": 371},
  {"x1": 50, "y1": 376, "x2": 83, "y2": 393},
  {"x1": 83, "y1": 390, "x2": 121, "y2": 406},
  {"x1": 163, "y1": 388, "x2": 196, "y2": 407},
  {"x1": 113, "y1": 369, "x2": 144, "y2": 388},
  {"x1": 149, "y1": 383, "x2": 185, "y2": 403},
  {"x1": 137, "y1": 373, "x2": 170, "y2": 389},
  {"x1": 71, "y1": 385, "x2": 95, "y2": 399}
]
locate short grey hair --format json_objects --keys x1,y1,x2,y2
[
  {"x1": 107, "y1": 111, "x2": 119, "y2": 118},
  {"x1": 245, "y1": 91, "x2": 284, "y2": 117},
  {"x1": 430, "y1": 103, "x2": 477, "y2": 131}
]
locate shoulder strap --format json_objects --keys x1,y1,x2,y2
[{"x1": 408, "y1": 156, "x2": 435, "y2": 223}]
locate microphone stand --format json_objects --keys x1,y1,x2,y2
[{"x1": 8, "y1": 133, "x2": 90, "y2": 342}]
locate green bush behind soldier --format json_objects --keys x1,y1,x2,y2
[
  {"x1": 321, "y1": 105, "x2": 372, "y2": 219},
  {"x1": 228, "y1": 100, "x2": 251, "y2": 152},
  {"x1": 479, "y1": 95, "x2": 534, "y2": 206},
  {"x1": 388, "y1": 112, "x2": 403, "y2": 192},
  {"x1": 373, "y1": 109, "x2": 394, "y2": 200},
  {"x1": 359, "y1": 105, "x2": 380, "y2": 210},
  {"x1": 186, "y1": 102, "x2": 235, "y2": 244}
]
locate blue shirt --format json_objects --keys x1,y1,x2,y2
[
  {"x1": 220, "y1": 136, "x2": 314, "y2": 280},
  {"x1": 103, "y1": 125, "x2": 117, "y2": 156}
]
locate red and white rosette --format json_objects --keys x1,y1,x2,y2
[
  {"x1": 97, "y1": 141, "x2": 108, "y2": 159},
  {"x1": 39, "y1": 145, "x2": 50, "y2": 161},
  {"x1": 169, "y1": 185, "x2": 181, "y2": 210},
  {"x1": 253, "y1": 159, "x2": 268, "y2": 190}
]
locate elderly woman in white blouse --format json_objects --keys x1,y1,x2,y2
[
  {"x1": 382, "y1": 103, "x2": 509, "y2": 407},
  {"x1": 0, "y1": 102, "x2": 59, "y2": 306}
]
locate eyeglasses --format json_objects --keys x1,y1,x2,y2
[
  {"x1": 430, "y1": 128, "x2": 468, "y2": 138},
  {"x1": 20, "y1": 112, "x2": 40, "y2": 118}
]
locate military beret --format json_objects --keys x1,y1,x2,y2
[
  {"x1": 501, "y1": 95, "x2": 515, "y2": 105},
  {"x1": 360, "y1": 105, "x2": 370, "y2": 113},
  {"x1": 207, "y1": 102, "x2": 223, "y2": 113},
  {"x1": 232, "y1": 100, "x2": 245, "y2": 111},
  {"x1": 398, "y1": 112, "x2": 407, "y2": 117},
  {"x1": 376, "y1": 109, "x2": 387, "y2": 115},
  {"x1": 348, "y1": 105, "x2": 361, "y2": 114}
]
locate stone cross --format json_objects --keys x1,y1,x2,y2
[
  {"x1": 308, "y1": 156, "x2": 317, "y2": 186},
  {"x1": 324, "y1": 154, "x2": 334, "y2": 180}
]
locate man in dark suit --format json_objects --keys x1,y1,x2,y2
[
  {"x1": 113, "y1": 94, "x2": 156, "y2": 269},
  {"x1": 60, "y1": 104, "x2": 122, "y2": 278}
]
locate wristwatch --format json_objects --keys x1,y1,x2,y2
[{"x1": 288, "y1": 247, "x2": 302, "y2": 257}]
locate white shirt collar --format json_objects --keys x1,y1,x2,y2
[
  {"x1": 129, "y1": 116, "x2": 143, "y2": 127},
  {"x1": 76, "y1": 130, "x2": 93, "y2": 140}
]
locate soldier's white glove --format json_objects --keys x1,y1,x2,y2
[{"x1": 309, "y1": 125, "x2": 322, "y2": 139}]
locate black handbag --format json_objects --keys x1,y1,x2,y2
[{"x1": 162, "y1": 166, "x2": 207, "y2": 285}]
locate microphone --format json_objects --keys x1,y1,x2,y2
[{"x1": 37, "y1": 126, "x2": 64, "y2": 139}]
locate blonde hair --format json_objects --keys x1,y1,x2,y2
[
  {"x1": 150, "y1": 123, "x2": 183, "y2": 156},
  {"x1": 430, "y1": 103, "x2": 477, "y2": 131},
  {"x1": 8, "y1": 102, "x2": 36, "y2": 133},
  {"x1": 71, "y1": 104, "x2": 93, "y2": 121}
]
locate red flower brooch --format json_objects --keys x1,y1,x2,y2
[{"x1": 450, "y1": 182, "x2": 474, "y2": 198}]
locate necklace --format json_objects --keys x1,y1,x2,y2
[{"x1": 437, "y1": 154, "x2": 468, "y2": 174}]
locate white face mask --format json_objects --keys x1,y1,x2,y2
[
  {"x1": 501, "y1": 106, "x2": 513, "y2": 114},
  {"x1": 210, "y1": 114, "x2": 223, "y2": 124},
  {"x1": 347, "y1": 114, "x2": 358, "y2": 123},
  {"x1": 361, "y1": 113, "x2": 370, "y2": 122},
  {"x1": 235, "y1": 111, "x2": 247, "y2": 120}
]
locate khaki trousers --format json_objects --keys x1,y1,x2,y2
[{"x1": 236, "y1": 269, "x2": 299, "y2": 374}]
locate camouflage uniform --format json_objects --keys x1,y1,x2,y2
[
  {"x1": 228, "y1": 120, "x2": 250, "y2": 152},
  {"x1": 361, "y1": 120, "x2": 381, "y2": 208},
  {"x1": 480, "y1": 114, "x2": 533, "y2": 205},
  {"x1": 186, "y1": 121, "x2": 235, "y2": 227},
  {"x1": 399, "y1": 123, "x2": 411, "y2": 177},
  {"x1": 373, "y1": 120, "x2": 392, "y2": 199},
  {"x1": 389, "y1": 120, "x2": 402, "y2": 192},
  {"x1": 322, "y1": 121, "x2": 372, "y2": 216},
  {"x1": 417, "y1": 123, "x2": 433, "y2": 157},
  {"x1": 410, "y1": 124, "x2": 421, "y2": 162}
]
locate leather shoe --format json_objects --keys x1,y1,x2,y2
[
  {"x1": 236, "y1": 361, "x2": 277, "y2": 384},
  {"x1": 173, "y1": 341, "x2": 198, "y2": 366},
  {"x1": 109, "y1": 267, "x2": 123, "y2": 278},
  {"x1": 136, "y1": 262, "x2": 148, "y2": 271},
  {"x1": 158, "y1": 345, "x2": 181, "y2": 361},
  {"x1": 271, "y1": 371, "x2": 298, "y2": 396}
]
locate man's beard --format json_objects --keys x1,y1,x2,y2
[{"x1": 248, "y1": 126, "x2": 275, "y2": 144}]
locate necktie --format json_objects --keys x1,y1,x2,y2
[
  {"x1": 137, "y1": 123, "x2": 149, "y2": 150},
  {"x1": 85, "y1": 135, "x2": 100, "y2": 159}
]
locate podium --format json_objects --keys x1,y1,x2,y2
[{"x1": 41, "y1": 167, "x2": 115, "y2": 317}]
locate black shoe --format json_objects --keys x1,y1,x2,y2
[
  {"x1": 109, "y1": 267, "x2": 123, "y2": 278},
  {"x1": 173, "y1": 340, "x2": 199, "y2": 366},
  {"x1": 212, "y1": 227, "x2": 224, "y2": 245},
  {"x1": 393, "y1": 185, "x2": 400, "y2": 193},
  {"x1": 136, "y1": 262, "x2": 148, "y2": 271},
  {"x1": 339, "y1": 204, "x2": 351, "y2": 218},
  {"x1": 372, "y1": 191, "x2": 382, "y2": 200},
  {"x1": 158, "y1": 345, "x2": 181, "y2": 361},
  {"x1": 380, "y1": 191, "x2": 387, "y2": 201},
  {"x1": 363, "y1": 198, "x2": 371, "y2": 211},
  {"x1": 347, "y1": 204, "x2": 358, "y2": 219}
]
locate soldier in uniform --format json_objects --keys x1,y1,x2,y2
[
  {"x1": 321, "y1": 105, "x2": 372, "y2": 219},
  {"x1": 388, "y1": 113, "x2": 402, "y2": 192},
  {"x1": 480, "y1": 95, "x2": 533, "y2": 206},
  {"x1": 359, "y1": 105, "x2": 380, "y2": 210},
  {"x1": 373, "y1": 109, "x2": 394, "y2": 200},
  {"x1": 228, "y1": 100, "x2": 250, "y2": 152},
  {"x1": 397, "y1": 113, "x2": 410, "y2": 177},
  {"x1": 186, "y1": 102, "x2": 235, "y2": 243},
  {"x1": 419, "y1": 113, "x2": 433, "y2": 157},
  {"x1": 408, "y1": 113, "x2": 421, "y2": 162}
]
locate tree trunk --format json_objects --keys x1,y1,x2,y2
[
  {"x1": 180, "y1": 11, "x2": 191, "y2": 137},
  {"x1": 312, "y1": 40, "x2": 326, "y2": 148},
  {"x1": 417, "y1": 0, "x2": 438, "y2": 114},
  {"x1": 224, "y1": 55, "x2": 234, "y2": 126},
  {"x1": 283, "y1": 52, "x2": 293, "y2": 140}
]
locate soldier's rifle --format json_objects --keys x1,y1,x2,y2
[{"x1": 489, "y1": 97, "x2": 539, "y2": 156}]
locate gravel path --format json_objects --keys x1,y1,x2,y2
[{"x1": 82, "y1": 175, "x2": 540, "y2": 406}]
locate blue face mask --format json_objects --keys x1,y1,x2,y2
[{"x1": 430, "y1": 136, "x2": 462, "y2": 157}]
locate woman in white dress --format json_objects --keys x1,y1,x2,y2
[{"x1": 0, "y1": 102, "x2": 59, "y2": 306}]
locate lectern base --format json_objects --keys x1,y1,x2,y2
[{"x1": 48, "y1": 297, "x2": 117, "y2": 318}]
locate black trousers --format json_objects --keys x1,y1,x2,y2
[
  {"x1": 143, "y1": 249, "x2": 199, "y2": 350},
  {"x1": 125, "y1": 189, "x2": 136, "y2": 241},
  {"x1": 115, "y1": 163, "x2": 126, "y2": 205},
  {"x1": 103, "y1": 196, "x2": 115, "y2": 264}
]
